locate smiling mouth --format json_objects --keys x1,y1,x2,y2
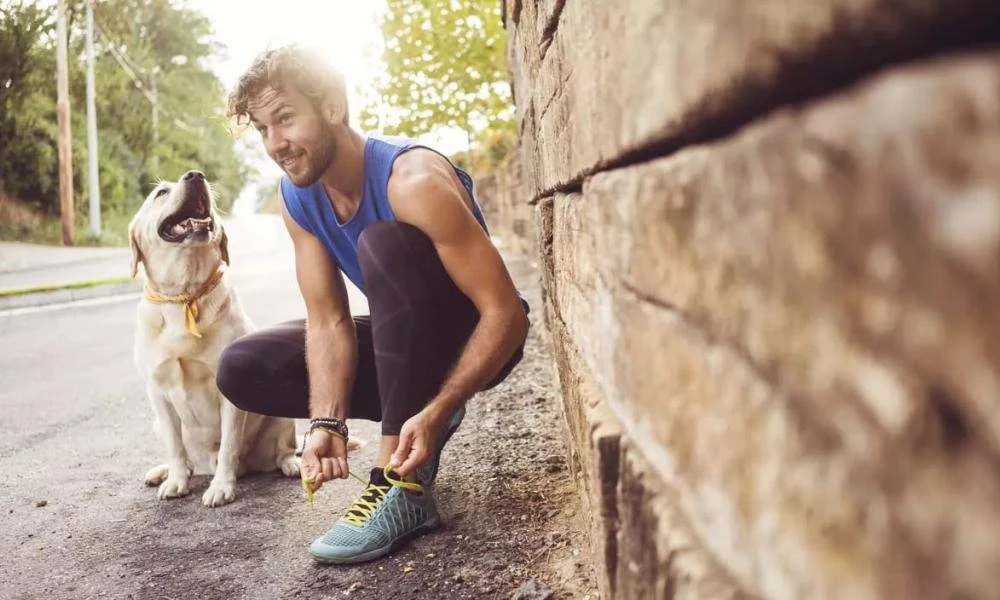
[
  {"x1": 158, "y1": 183, "x2": 215, "y2": 243},
  {"x1": 280, "y1": 154, "x2": 302, "y2": 168}
]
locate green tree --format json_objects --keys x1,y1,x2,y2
[
  {"x1": 359, "y1": 0, "x2": 514, "y2": 143},
  {"x1": 0, "y1": 0, "x2": 248, "y2": 245}
]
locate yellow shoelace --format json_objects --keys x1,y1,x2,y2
[
  {"x1": 340, "y1": 480, "x2": 392, "y2": 526},
  {"x1": 300, "y1": 429, "x2": 425, "y2": 519}
]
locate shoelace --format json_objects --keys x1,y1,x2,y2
[
  {"x1": 302, "y1": 463, "x2": 425, "y2": 516},
  {"x1": 340, "y1": 479, "x2": 392, "y2": 526}
]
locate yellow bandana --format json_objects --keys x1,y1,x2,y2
[{"x1": 143, "y1": 269, "x2": 225, "y2": 338}]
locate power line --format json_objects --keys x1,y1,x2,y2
[{"x1": 91, "y1": 18, "x2": 194, "y2": 133}]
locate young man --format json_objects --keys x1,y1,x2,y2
[{"x1": 216, "y1": 45, "x2": 530, "y2": 564}]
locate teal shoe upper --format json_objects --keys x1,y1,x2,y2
[{"x1": 309, "y1": 467, "x2": 440, "y2": 564}]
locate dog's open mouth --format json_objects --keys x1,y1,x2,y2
[{"x1": 158, "y1": 186, "x2": 215, "y2": 243}]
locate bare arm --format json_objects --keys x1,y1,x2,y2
[
  {"x1": 280, "y1": 198, "x2": 356, "y2": 421},
  {"x1": 388, "y1": 150, "x2": 529, "y2": 425}
]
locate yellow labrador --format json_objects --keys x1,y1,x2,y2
[{"x1": 128, "y1": 170, "x2": 299, "y2": 507}]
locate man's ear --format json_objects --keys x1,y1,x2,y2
[
  {"x1": 129, "y1": 226, "x2": 143, "y2": 278},
  {"x1": 219, "y1": 225, "x2": 230, "y2": 266},
  {"x1": 325, "y1": 98, "x2": 347, "y2": 126}
]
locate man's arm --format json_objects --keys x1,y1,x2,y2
[
  {"x1": 280, "y1": 199, "x2": 356, "y2": 421},
  {"x1": 387, "y1": 149, "x2": 529, "y2": 472}
]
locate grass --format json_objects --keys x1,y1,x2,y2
[
  {"x1": 0, "y1": 275, "x2": 136, "y2": 298},
  {"x1": 0, "y1": 212, "x2": 131, "y2": 247}
]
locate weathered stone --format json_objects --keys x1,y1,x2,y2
[
  {"x1": 506, "y1": 0, "x2": 1000, "y2": 198},
  {"x1": 549, "y1": 51, "x2": 1000, "y2": 599},
  {"x1": 617, "y1": 445, "x2": 750, "y2": 600},
  {"x1": 547, "y1": 301, "x2": 745, "y2": 600}
]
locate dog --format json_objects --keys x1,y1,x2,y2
[{"x1": 128, "y1": 169, "x2": 299, "y2": 507}]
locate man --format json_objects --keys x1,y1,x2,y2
[{"x1": 215, "y1": 45, "x2": 530, "y2": 565}]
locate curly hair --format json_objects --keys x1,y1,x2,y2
[{"x1": 225, "y1": 45, "x2": 349, "y2": 134}]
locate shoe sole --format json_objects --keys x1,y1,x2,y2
[{"x1": 309, "y1": 515, "x2": 442, "y2": 565}]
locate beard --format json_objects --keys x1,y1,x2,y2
[{"x1": 285, "y1": 131, "x2": 337, "y2": 187}]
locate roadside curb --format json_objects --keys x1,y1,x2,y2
[{"x1": 0, "y1": 280, "x2": 143, "y2": 311}]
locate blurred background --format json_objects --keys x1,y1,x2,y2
[{"x1": 0, "y1": 0, "x2": 514, "y2": 245}]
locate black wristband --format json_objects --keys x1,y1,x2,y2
[{"x1": 309, "y1": 417, "x2": 349, "y2": 439}]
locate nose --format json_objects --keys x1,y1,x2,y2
[{"x1": 183, "y1": 170, "x2": 205, "y2": 181}]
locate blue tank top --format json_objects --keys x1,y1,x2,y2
[{"x1": 281, "y1": 135, "x2": 492, "y2": 296}]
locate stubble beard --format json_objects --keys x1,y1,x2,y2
[{"x1": 288, "y1": 131, "x2": 337, "y2": 187}]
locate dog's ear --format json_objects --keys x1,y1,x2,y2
[
  {"x1": 128, "y1": 226, "x2": 143, "y2": 278},
  {"x1": 219, "y1": 225, "x2": 230, "y2": 266}
]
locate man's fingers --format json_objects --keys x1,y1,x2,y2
[
  {"x1": 321, "y1": 457, "x2": 335, "y2": 481},
  {"x1": 336, "y1": 457, "x2": 350, "y2": 479},
  {"x1": 390, "y1": 429, "x2": 415, "y2": 470},
  {"x1": 396, "y1": 445, "x2": 427, "y2": 477}
]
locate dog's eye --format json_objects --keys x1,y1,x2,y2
[{"x1": 155, "y1": 188, "x2": 169, "y2": 199}]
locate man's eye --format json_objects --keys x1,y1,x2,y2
[{"x1": 279, "y1": 114, "x2": 293, "y2": 124}]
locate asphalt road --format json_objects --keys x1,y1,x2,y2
[
  {"x1": 0, "y1": 217, "x2": 596, "y2": 599},
  {"x1": 0, "y1": 220, "x2": 386, "y2": 599}
]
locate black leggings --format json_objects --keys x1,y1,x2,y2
[{"x1": 215, "y1": 221, "x2": 528, "y2": 434}]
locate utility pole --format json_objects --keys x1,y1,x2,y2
[
  {"x1": 85, "y1": 0, "x2": 101, "y2": 237},
  {"x1": 150, "y1": 66, "x2": 158, "y2": 173},
  {"x1": 56, "y1": 0, "x2": 74, "y2": 245}
]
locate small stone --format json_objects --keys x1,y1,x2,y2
[
  {"x1": 35, "y1": 500, "x2": 47, "y2": 508},
  {"x1": 511, "y1": 579, "x2": 553, "y2": 600},
  {"x1": 346, "y1": 582, "x2": 363, "y2": 593}
]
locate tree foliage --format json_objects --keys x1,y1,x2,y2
[
  {"x1": 359, "y1": 0, "x2": 514, "y2": 143},
  {"x1": 0, "y1": 0, "x2": 247, "y2": 244}
]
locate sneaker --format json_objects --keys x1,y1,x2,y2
[{"x1": 309, "y1": 466, "x2": 440, "y2": 564}]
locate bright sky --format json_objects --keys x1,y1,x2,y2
[{"x1": 180, "y1": 0, "x2": 467, "y2": 213}]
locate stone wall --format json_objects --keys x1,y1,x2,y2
[{"x1": 502, "y1": 1, "x2": 1000, "y2": 598}]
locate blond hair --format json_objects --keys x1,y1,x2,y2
[{"x1": 226, "y1": 45, "x2": 349, "y2": 133}]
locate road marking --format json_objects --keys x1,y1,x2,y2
[{"x1": 0, "y1": 292, "x2": 143, "y2": 319}]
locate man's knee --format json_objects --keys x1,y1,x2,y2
[
  {"x1": 215, "y1": 342, "x2": 253, "y2": 409},
  {"x1": 357, "y1": 221, "x2": 433, "y2": 275}
]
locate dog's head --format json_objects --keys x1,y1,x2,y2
[{"x1": 128, "y1": 170, "x2": 229, "y2": 280}]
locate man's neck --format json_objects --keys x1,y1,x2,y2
[{"x1": 320, "y1": 129, "x2": 366, "y2": 220}]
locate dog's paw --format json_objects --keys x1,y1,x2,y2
[
  {"x1": 202, "y1": 480, "x2": 236, "y2": 507},
  {"x1": 144, "y1": 464, "x2": 170, "y2": 486},
  {"x1": 279, "y1": 455, "x2": 300, "y2": 477},
  {"x1": 157, "y1": 476, "x2": 191, "y2": 500}
]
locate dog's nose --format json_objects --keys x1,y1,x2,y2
[{"x1": 183, "y1": 170, "x2": 205, "y2": 181}]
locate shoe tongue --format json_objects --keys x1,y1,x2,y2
[{"x1": 370, "y1": 467, "x2": 390, "y2": 487}]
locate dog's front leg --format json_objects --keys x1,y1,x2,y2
[
  {"x1": 202, "y1": 395, "x2": 245, "y2": 507},
  {"x1": 145, "y1": 386, "x2": 192, "y2": 499}
]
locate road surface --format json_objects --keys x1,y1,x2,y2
[{"x1": 0, "y1": 216, "x2": 597, "y2": 599}]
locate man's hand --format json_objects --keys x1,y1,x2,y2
[
  {"x1": 301, "y1": 430, "x2": 350, "y2": 491},
  {"x1": 390, "y1": 408, "x2": 446, "y2": 477}
]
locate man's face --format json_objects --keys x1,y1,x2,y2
[{"x1": 248, "y1": 86, "x2": 336, "y2": 187}]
